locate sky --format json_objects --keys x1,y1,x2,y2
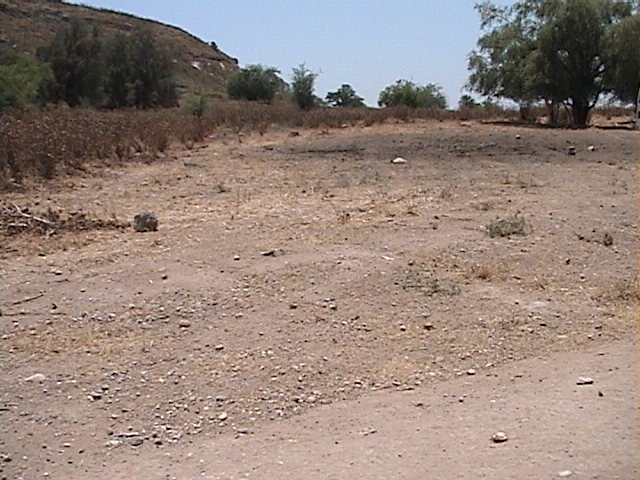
[{"x1": 69, "y1": 1, "x2": 517, "y2": 107}]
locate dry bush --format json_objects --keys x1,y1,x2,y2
[
  {"x1": 0, "y1": 102, "x2": 520, "y2": 188},
  {"x1": 485, "y1": 213, "x2": 529, "y2": 238}
]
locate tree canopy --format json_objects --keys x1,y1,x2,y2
[
  {"x1": 326, "y1": 84, "x2": 365, "y2": 107},
  {"x1": 227, "y1": 65, "x2": 286, "y2": 103},
  {"x1": 37, "y1": 19, "x2": 177, "y2": 109},
  {"x1": 291, "y1": 64, "x2": 318, "y2": 110},
  {"x1": 467, "y1": 0, "x2": 640, "y2": 126},
  {"x1": 378, "y1": 80, "x2": 447, "y2": 109}
]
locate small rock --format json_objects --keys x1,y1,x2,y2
[
  {"x1": 567, "y1": 146, "x2": 576, "y2": 156},
  {"x1": 491, "y1": 431, "x2": 508, "y2": 443},
  {"x1": 24, "y1": 373, "x2": 46, "y2": 383},
  {"x1": 467, "y1": 369, "x2": 476, "y2": 376},
  {"x1": 218, "y1": 412, "x2": 228, "y2": 421},
  {"x1": 576, "y1": 377, "x2": 594, "y2": 385},
  {"x1": 88, "y1": 391, "x2": 102, "y2": 400},
  {"x1": 127, "y1": 436, "x2": 144, "y2": 447},
  {"x1": 391, "y1": 157, "x2": 407, "y2": 164},
  {"x1": 178, "y1": 319, "x2": 191, "y2": 328},
  {"x1": 233, "y1": 255, "x2": 240, "y2": 261},
  {"x1": 558, "y1": 470, "x2": 573, "y2": 477},
  {"x1": 133, "y1": 212, "x2": 158, "y2": 232},
  {"x1": 515, "y1": 134, "x2": 521, "y2": 139},
  {"x1": 289, "y1": 130, "x2": 300, "y2": 137},
  {"x1": 399, "y1": 324, "x2": 407, "y2": 331},
  {"x1": 587, "y1": 145, "x2": 596, "y2": 152},
  {"x1": 423, "y1": 322, "x2": 435, "y2": 331},
  {"x1": 214, "y1": 344, "x2": 224, "y2": 351}
]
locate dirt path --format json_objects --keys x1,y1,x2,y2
[{"x1": 1, "y1": 121, "x2": 637, "y2": 479}]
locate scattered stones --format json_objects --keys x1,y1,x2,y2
[
  {"x1": 391, "y1": 157, "x2": 407, "y2": 164},
  {"x1": 491, "y1": 431, "x2": 508, "y2": 443},
  {"x1": 24, "y1": 373, "x2": 46, "y2": 383},
  {"x1": 132, "y1": 212, "x2": 158, "y2": 232},
  {"x1": 576, "y1": 377, "x2": 594, "y2": 385}
]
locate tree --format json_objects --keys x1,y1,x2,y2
[
  {"x1": 458, "y1": 94, "x2": 480, "y2": 109},
  {"x1": 103, "y1": 33, "x2": 132, "y2": 108},
  {"x1": 604, "y1": 13, "x2": 640, "y2": 103},
  {"x1": 378, "y1": 80, "x2": 447, "y2": 108},
  {"x1": 326, "y1": 84, "x2": 365, "y2": 107},
  {"x1": 468, "y1": 0, "x2": 639, "y2": 127},
  {"x1": 291, "y1": 64, "x2": 318, "y2": 110},
  {"x1": 38, "y1": 18, "x2": 103, "y2": 106},
  {"x1": 127, "y1": 25, "x2": 178, "y2": 108},
  {"x1": 227, "y1": 65, "x2": 286, "y2": 102},
  {"x1": 0, "y1": 47, "x2": 53, "y2": 112}
]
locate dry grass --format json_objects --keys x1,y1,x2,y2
[
  {"x1": 485, "y1": 213, "x2": 529, "y2": 238},
  {"x1": 0, "y1": 102, "x2": 519, "y2": 188}
]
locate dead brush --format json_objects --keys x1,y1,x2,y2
[
  {"x1": 464, "y1": 263, "x2": 508, "y2": 281},
  {"x1": 485, "y1": 212, "x2": 529, "y2": 238}
]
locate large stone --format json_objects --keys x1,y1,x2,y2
[{"x1": 133, "y1": 212, "x2": 158, "y2": 232}]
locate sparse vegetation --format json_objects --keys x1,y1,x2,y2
[{"x1": 485, "y1": 213, "x2": 528, "y2": 238}]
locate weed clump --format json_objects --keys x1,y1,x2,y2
[{"x1": 485, "y1": 213, "x2": 528, "y2": 238}]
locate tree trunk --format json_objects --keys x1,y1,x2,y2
[{"x1": 571, "y1": 101, "x2": 591, "y2": 128}]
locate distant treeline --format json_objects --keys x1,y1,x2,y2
[{"x1": 0, "y1": 18, "x2": 177, "y2": 112}]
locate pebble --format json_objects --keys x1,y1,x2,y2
[
  {"x1": 391, "y1": 157, "x2": 407, "y2": 164},
  {"x1": 558, "y1": 470, "x2": 573, "y2": 477},
  {"x1": 491, "y1": 432, "x2": 508, "y2": 443},
  {"x1": 217, "y1": 412, "x2": 228, "y2": 421},
  {"x1": 214, "y1": 344, "x2": 225, "y2": 351},
  {"x1": 178, "y1": 319, "x2": 191, "y2": 328},
  {"x1": 576, "y1": 377, "x2": 594, "y2": 385},
  {"x1": 466, "y1": 369, "x2": 476, "y2": 376},
  {"x1": 24, "y1": 373, "x2": 46, "y2": 383},
  {"x1": 127, "y1": 436, "x2": 144, "y2": 447},
  {"x1": 567, "y1": 146, "x2": 576, "y2": 156}
]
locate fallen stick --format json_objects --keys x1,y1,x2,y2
[
  {"x1": 11, "y1": 292, "x2": 45, "y2": 305},
  {"x1": 11, "y1": 202, "x2": 57, "y2": 228}
]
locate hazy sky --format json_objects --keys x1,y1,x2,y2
[{"x1": 69, "y1": 1, "x2": 517, "y2": 107}]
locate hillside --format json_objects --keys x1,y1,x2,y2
[{"x1": 0, "y1": 0, "x2": 238, "y2": 99}]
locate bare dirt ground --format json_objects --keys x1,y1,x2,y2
[{"x1": 1, "y1": 120, "x2": 638, "y2": 479}]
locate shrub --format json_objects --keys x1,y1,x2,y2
[
  {"x1": 227, "y1": 65, "x2": 286, "y2": 103},
  {"x1": 378, "y1": 80, "x2": 447, "y2": 109}
]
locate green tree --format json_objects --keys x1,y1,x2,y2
[
  {"x1": 227, "y1": 65, "x2": 285, "y2": 102},
  {"x1": 291, "y1": 63, "x2": 318, "y2": 110},
  {"x1": 103, "y1": 33, "x2": 132, "y2": 108},
  {"x1": 378, "y1": 80, "x2": 447, "y2": 108},
  {"x1": 127, "y1": 26, "x2": 178, "y2": 108},
  {"x1": 604, "y1": 13, "x2": 640, "y2": 103},
  {"x1": 38, "y1": 18, "x2": 103, "y2": 106},
  {"x1": 468, "y1": 0, "x2": 638, "y2": 127},
  {"x1": 326, "y1": 84, "x2": 365, "y2": 107},
  {"x1": 0, "y1": 48, "x2": 53, "y2": 112}
]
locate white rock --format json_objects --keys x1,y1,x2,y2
[
  {"x1": 391, "y1": 157, "x2": 407, "y2": 164},
  {"x1": 24, "y1": 373, "x2": 46, "y2": 383},
  {"x1": 558, "y1": 470, "x2": 573, "y2": 477}
]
